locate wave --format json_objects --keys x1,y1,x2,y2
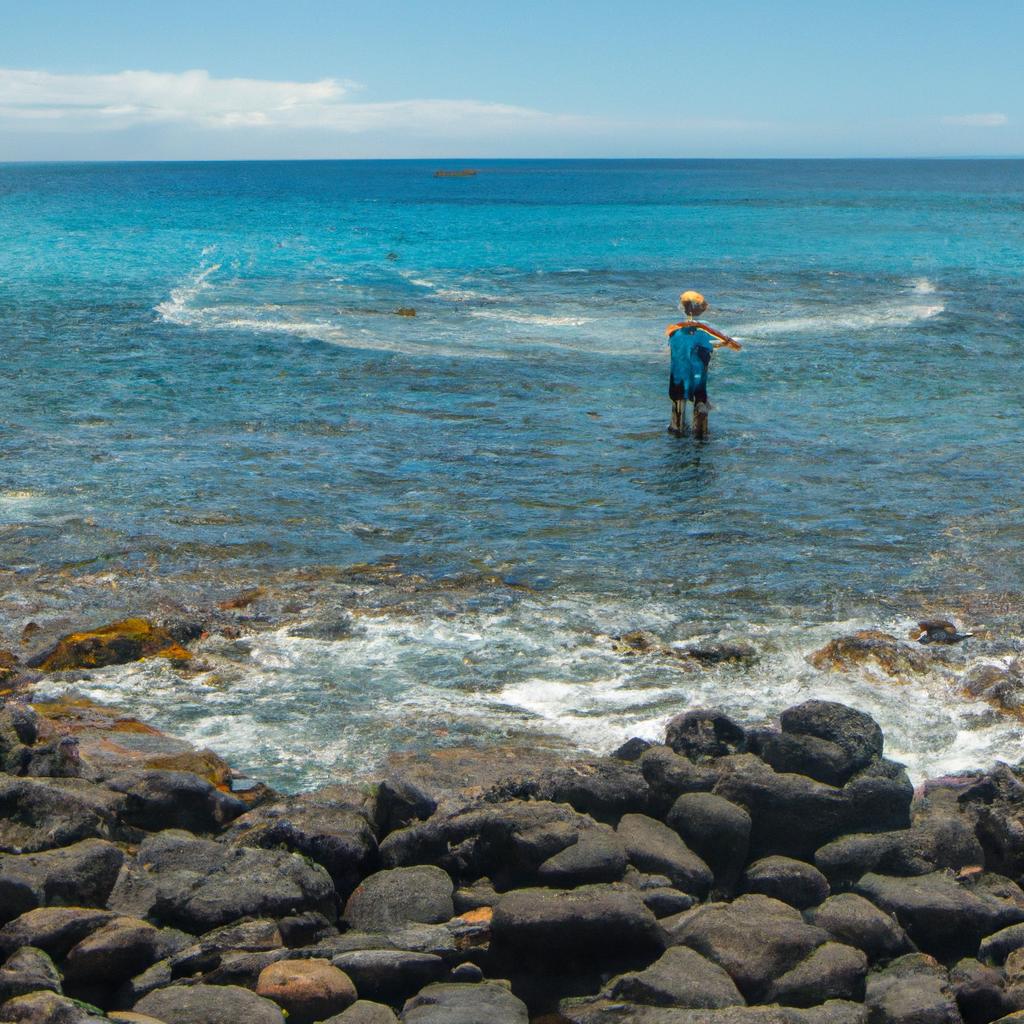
[
  {"x1": 732, "y1": 299, "x2": 944, "y2": 340},
  {"x1": 154, "y1": 262, "x2": 221, "y2": 326},
  {"x1": 468, "y1": 310, "x2": 594, "y2": 327}
]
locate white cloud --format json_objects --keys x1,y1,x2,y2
[
  {"x1": 941, "y1": 112, "x2": 1008, "y2": 127},
  {"x1": 0, "y1": 67, "x2": 581, "y2": 137}
]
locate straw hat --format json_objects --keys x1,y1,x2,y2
[{"x1": 680, "y1": 290, "x2": 708, "y2": 316}]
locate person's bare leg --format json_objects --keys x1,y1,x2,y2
[
  {"x1": 669, "y1": 399, "x2": 685, "y2": 435},
  {"x1": 693, "y1": 400, "x2": 709, "y2": 439}
]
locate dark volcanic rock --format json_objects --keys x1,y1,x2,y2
[
  {"x1": 378, "y1": 799, "x2": 598, "y2": 887},
  {"x1": 559, "y1": 999, "x2": 870, "y2": 1024},
  {"x1": 666, "y1": 710, "x2": 747, "y2": 761},
  {"x1": 808, "y1": 631, "x2": 932, "y2": 678},
  {"x1": 330, "y1": 949, "x2": 446, "y2": 1004},
  {"x1": 606, "y1": 946, "x2": 746, "y2": 1008},
  {"x1": 856, "y1": 873, "x2": 1024, "y2": 962},
  {"x1": 711, "y1": 755, "x2": 911, "y2": 861},
  {"x1": 0, "y1": 990, "x2": 108, "y2": 1021},
  {"x1": 0, "y1": 776, "x2": 124, "y2": 854},
  {"x1": 400, "y1": 981, "x2": 529, "y2": 1023},
  {"x1": 780, "y1": 702, "x2": 884, "y2": 770},
  {"x1": 950, "y1": 958, "x2": 1021, "y2": 1024},
  {"x1": 864, "y1": 954, "x2": 962, "y2": 1024},
  {"x1": 62, "y1": 916, "x2": 186, "y2": 997},
  {"x1": 614, "y1": 738, "x2": 654, "y2": 762},
  {"x1": 958, "y1": 766, "x2": 1024, "y2": 881},
  {"x1": 106, "y1": 769, "x2": 246, "y2": 834},
  {"x1": 135, "y1": 982, "x2": 287, "y2": 1023},
  {"x1": 617, "y1": 814, "x2": 713, "y2": 897},
  {"x1": 491, "y1": 884, "x2": 665, "y2": 969},
  {"x1": 109, "y1": 830, "x2": 336, "y2": 932},
  {"x1": 374, "y1": 778, "x2": 437, "y2": 837},
  {"x1": 640, "y1": 747, "x2": 719, "y2": 814},
  {"x1": 752, "y1": 732, "x2": 861, "y2": 789},
  {"x1": 764, "y1": 942, "x2": 868, "y2": 1007},
  {"x1": 537, "y1": 830, "x2": 628, "y2": 886},
  {"x1": 325, "y1": 1003, "x2": 399, "y2": 1024},
  {"x1": 664, "y1": 894, "x2": 830, "y2": 1002},
  {"x1": 666, "y1": 792, "x2": 752, "y2": 892},
  {"x1": 806, "y1": 894, "x2": 914, "y2": 963},
  {"x1": 224, "y1": 786, "x2": 378, "y2": 899},
  {"x1": 0, "y1": 946, "x2": 62, "y2": 1003},
  {"x1": 743, "y1": 857, "x2": 830, "y2": 910},
  {"x1": 0, "y1": 908, "x2": 117, "y2": 960},
  {"x1": 342, "y1": 866, "x2": 454, "y2": 932},
  {"x1": 0, "y1": 840, "x2": 124, "y2": 924},
  {"x1": 815, "y1": 820, "x2": 984, "y2": 885},
  {"x1": 980, "y1": 925, "x2": 1024, "y2": 965}
]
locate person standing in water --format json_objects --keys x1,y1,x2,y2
[{"x1": 666, "y1": 290, "x2": 742, "y2": 439}]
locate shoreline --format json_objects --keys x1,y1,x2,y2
[{"x1": 4, "y1": 613, "x2": 1024, "y2": 1021}]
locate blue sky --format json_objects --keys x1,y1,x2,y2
[{"x1": 1, "y1": 0, "x2": 1022, "y2": 159}]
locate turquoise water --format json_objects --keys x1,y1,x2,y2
[{"x1": 2, "y1": 160, "x2": 1024, "y2": 788}]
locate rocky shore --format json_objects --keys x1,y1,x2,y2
[{"x1": 4, "y1": 619, "x2": 1024, "y2": 1023}]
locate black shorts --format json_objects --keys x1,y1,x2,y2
[{"x1": 669, "y1": 374, "x2": 707, "y2": 403}]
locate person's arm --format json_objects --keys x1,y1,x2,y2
[{"x1": 695, "y1": 322, "x2": 742, "y2": 351}]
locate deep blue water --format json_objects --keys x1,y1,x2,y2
[{"x1": 2, "y1": 159, "x2": 1023, "y2": 788}]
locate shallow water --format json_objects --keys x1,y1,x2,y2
[{"x1": 2, "y1": 159, "x2": 1024, "y2": 790}]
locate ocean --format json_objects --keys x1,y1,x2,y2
[{"x1": 2, "y1": 158, "x2": 1023, "y2": 790}]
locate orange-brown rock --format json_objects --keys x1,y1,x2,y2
[
  {"x1": 28, "y1": 618, "x2": 178, "y2": 672},
  {"x1": 808, "y1": 630, "x2": 931, "y2": 678},
  {"x1": 218, "y1": 586, "x2": 266, "y2": 610},
  {"x1": 256, "y1": 958, "x2": 357, "y2": 1024}
]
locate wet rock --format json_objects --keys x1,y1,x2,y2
[
  {"x1": 864, "y1": 954, "x2": 961, "y2": 1024},
  {"x1": 640, "y1": 747, "x2": 718, "y2": 814},
  {"x1": 375, "y1": 779, "x2": 437, "y2": 838},
  {"x1": 0, "y1": 947, "x2": 62, "y2": 1002},
  {"x1": 108, "y1": 830, "x2": 336, "y2": 932},
  {"x1": 537, "y1": 830, "x2": 628, "y2": 886},
  {"x1": 666, "y1": 792, "x2": 752, "y2": 892},
  {"x1": 378, "y1": 800, "x2": 598, "y2": 888},
  {"x1": 453, "y1": 878, "x2": 497, "y2": 914},
  {"x1": 914, "y1": 621, "x2": 972, "y2": 645},
  {"x1": 980, "y1": 925, "x2": 1024, "y2": 965},
  {"x1": 0, "y1": 909, "x2": 117, "y2": 960},
  {"x1": 62, "y1": 917, "x2": 185, "y2": 999},
  {"x1": 855, "y1": 872, "x2": 1024, "y2": 962},
  {"x1": 806, "y1": 894, "x2": 913, "y2": 963},
  {"x1": 255, "y1": 959, "x2": 357, "y2": 1024},
  {"x1": 752, "y1": 732, "x2": 861, "y2": 789},
  {"x1": 329, "y1": 950, "x2": 446, "y2": 1004},
  {"x1": 682, "y1": 642, "x2": 758, "y2": 667},
  {"x1": 962, "y1": 664, "x2": 1024, "y2": 718},
  {"x1": 134, "y1": 983, "x2": 286, "y2": 1023},
  {"x1": 558, "y1": 1004, "x2": 869, "y2": 1024},
  {"x1": 399, "y1": 981, "x2": 528, "y2": 1023},
  {"x1": 0, "y1": 990, "x2": 108, "y2": 1022},
  {"x1": 959, "y1": 766, "x2": 1024, "y2": 880},
  {"x1": 605, "y1": 945, "x2": 745, "y2": 1007},
  {"x1": 711, "y1": 755, "x2": 911, "y2": 861},
  {"x1": 617, "y1": 814, "x2": 713, "y2": 897},
  {"x1": 0, "y1": 840, "x2": 124, "y2": 924},
  {"x1": 614, "y1": 739, "x2": 653, "y2": 763},
  {"x1": 0, "y1": 777, "x2": 124, "y2": 854},
  {"x1": 950, "y1": 958, "x2": 1020, "y2": 1024},
  {"x1": 106, "y1": 770, "x2": 245, "y2": 834},
  {"x1": 491, "y1": 884, "x2": 665, "y2": 971},
  {"x1": 224, "y1": 786, "x2": 378, "y2": 899},
  {"x1": 743, "y1": 857, "x2": 830, "y2": 910},
  {"x1": 781, "y1": 702, "x2": 884, "y2": 767},
  {"x1": 666, "y1": 710, "x2": 747, "y2": 761},
  {"x1": 343, "y1": 867, "x2": 453, "y2": 932},
  {"x1": 815, "y1": 819, "x2": 984, "y2": 885},
  {"x1": 764, "y1": 942, "x2": 868, "y2": 1007},
  {"x1": 808, "y1": 631, "x2": 931, "y2": 678},
  {"x1": 325, "y1": 1003, "x2": 398, "y2": 1024},
  {"x1": 665, "y1": 894, "x2": 830, "y2": 1002},
  {"x1": 27, "y1": 619, "x2": 181, "y2": 672}
]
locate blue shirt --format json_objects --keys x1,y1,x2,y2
[{"x1": 668, "y1": 326, "x2": 715, "y2": 398}]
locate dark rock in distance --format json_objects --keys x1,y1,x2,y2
[{"x1": 666, "y1": 710, "x2": 747, "y2": 761}]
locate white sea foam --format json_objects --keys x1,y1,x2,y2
[
  {"x1": 733, "y1": 298, "x2": 944, "y2": 340},
  {"x1": 154, "y1": 262, "x2": 222, "y2": 325},
  {"x1": 468, "y1": 310, "x2": 593, "y2": 327}
]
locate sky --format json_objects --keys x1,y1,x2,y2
[{"x1": 1, "y1": 0, "x2": 1022, "y2": 160}]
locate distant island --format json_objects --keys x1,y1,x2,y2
[{"x1": 434, "y1": 168, "x2": 478, "y2": 178}]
